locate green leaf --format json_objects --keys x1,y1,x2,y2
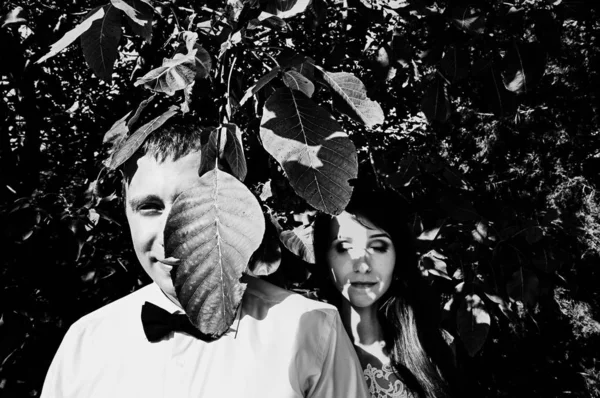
[
  {"x1": 108, "y1": 105, "x2": 179, "y2": 169},
  {"x1": 182, "y1": 31, "x2": 212, "y2": 79},
  {"x1": 506, "y1": 268, "x2": 540, "y2": 308},
  {"x1": 200, "y1": 125, "x2": 247, "y2": 182},
  {"x1": 451, "y1": 6, "x2": 486, "y2": 34},
  {"x1": 525, "y1": 225, "x2": 544, "y2": 244},
  {"x1": 102, "y1": 111, "x2": 131, "y2": 167},
  {"x1": 164, "y1": 169, "x2": 265, "y2": 338},
  {"x1": 126, "y1": 94, "x2": 156, "y2": 130},
  {"x1": 103, "y1": 111, "x2": 131, "y2": 146},
  {"x1": 111, "y1": 0, "x2": 149, "y2": 26},
  {"x1": 475, "y1": 59, "x2": 517, "y2": 116},
  {"x1": 502, "y1": 42, "x2": 547, "y2": 94},
  {"x1": 80, "y1": 4, "x2": 123, "y2": 82},
  {"x1": 421, "y1": 78, "x2": 451, "y2": 123},
  {"x1": 239, "y1": 66, "x2": 281, "y2": 107},
  {"x1": 421, "y1": 250, "x2": 451, "y2": 280},
  {"x1": 260, "y1": 88, "x2": 358, "y2": 215},
  {"x1": 305, "y1": 0, "x2": 327, "y2": 30},
  {"x1": 36, "y1": 7, "x2": 105, "y2": 64},
  {"x1": 439, "y1": 46, "x2": 469, "y2": 83},
  {"x1": 247, "y1": 12, "x2": 287, "y2": 30},
  {"x1": 265, "y1": 0, "x2": 312, "y2": 19},
  {"x1": 222, "y1": 124, "x2": 247, "y2": 182},
  {"x1": 457, "y1": 293, "x2": 490, "y2": 357},
  {"x1": 134, "y1": 53, "x2": 197, "y2": 95},
  {"x1": 283, "y1": 70, "x2": 315, "y2": 98},
  {"x1": 440, "y1": 195, "x2": 478, "y2": 222},
  {"x1": 2, "y1": 7, "x2": 27, "y2": 28},
  {"x1": 317, "y1": 69, "x2": 385, "y2": 128},
  {"x1": 279, "y1": 225, "x2": 315, "y2": 264},
  {"x1": 199, "y1": 128, "x2": 220, "y2": 174},
  {"x1": 112, "y1": 0, "x2": 153, "y2": 42}
]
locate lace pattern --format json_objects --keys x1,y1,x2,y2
[{"x1": 363, "y1": 363, "x2": 415, "y2": 398}]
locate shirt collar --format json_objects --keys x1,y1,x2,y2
[{"x1": 147, "y1": 283, "x2": 185, "y2": 314}]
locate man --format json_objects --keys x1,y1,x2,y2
[{"x1": 41, "y1": 121, "x2": 369, "y2": 397}]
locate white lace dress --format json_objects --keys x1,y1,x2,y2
[{"x1": 363, "y1": 362, "x2": 416, "y2": 398}]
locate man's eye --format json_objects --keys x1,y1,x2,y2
[{"x1": 138, "y1": 203, "x2": 163, "y2": 213}]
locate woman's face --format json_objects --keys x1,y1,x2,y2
[{"x1": 325, "y1": 211, "x2": 396, "y2": 309}]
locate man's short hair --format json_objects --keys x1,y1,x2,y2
[
  {"x1": 132, "y1": 119, "x2": 204, "y2": 163},
  {"x1": 120, "y1": 118, "x2": 204, "y2": 196}
]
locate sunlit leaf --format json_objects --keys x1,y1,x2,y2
[
  {"x1": 222, "y1": 124, "x2": 247, "y2": 182},
  {"x1": 451, "y1": 6, "x2": 486, "y2": 34},
  {"x1": 279, "y1": 225, "x2": 315, "y2": 264},
  {"x1": 36, "y1": 7, "x2": 105, "y2": 64},
  {"x1": 260, "y1": 88, "x2": 358, "y2": 215},
  {"x1": 249, "y1": 222, "x2": 282, "y2": 276},
  {"x1": 502, "y1": 42, "x2": 547, "y2": 94},
  {"x1": 265, "y1": 0, "x2": 312, "y2": 19},
  {"x1": 506, "y1": 268, "x2": 540, "y2": 308},
  {"x1": 421, "y1": 250, "x2": 451, "y2": 280},
  {"x1": 199, "y1": 128, "x2": 220, "y2": 174},
  {"x1": 282, "y1": 70, "x2": 315, "y2": 97},
  {"x1": 247, "y1": 12, "x2": 287, "y2": 30},
  {"x1": 239, "y1": 66, "x2": 281, "y2": 107},
  {"x1": 182, "y1": 31, "x2": 212, "y2": 79},
  {"x1": 127, "y1": 94, "x2": 156, "y2": 130},
  {"x1": 108, "y1": 105, "x2": 179, "y2": 169},
  {"x1": 112, "y1": 0, "x2": 153, "y2": 42},
  {"x1": 2, "y1": 7, "x2": 27, "y2": 28},
  {"x1": 457, "y1": 293, "x2": 490, "y2": 357},
  {"x1": 81, "y1": 4, "x2": 123, "y2": 82},
  {"x1": 164, "y1": 169, "x2": 265, "y2": 338},
  {"x1": 103, "y1": 111, "x2": 131, "y2": 146},
  {"x1": 317, "y1": 68, "x2": 385, "y2": 128},
  {"x1": 134, "y1": 53, "x2": 197, "y2": 95},
  {"x1": 421, "y1": 78, "x2": 451, "y2": 123},
  {"x1": 200, "y1": 125, "x2": 247, "y2": 182}
]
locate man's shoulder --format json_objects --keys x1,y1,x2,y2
[
  {"x1": 243, "y1": 276, "x2": 338, "y2": 322},
  {"x1": 70, "y1": 284, "x2": 155, "y2": 332}
]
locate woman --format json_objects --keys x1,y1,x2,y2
[{"x1": 313, "y1": 188, "x2": 456, "y2": 398}]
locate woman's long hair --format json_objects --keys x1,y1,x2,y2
[{"x1": 313, "y1": 188, "x2": 456, "y2": 398}]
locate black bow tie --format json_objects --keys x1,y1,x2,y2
[{"x1": 141, "y1": 302, "x2": 214, "y2": 342}]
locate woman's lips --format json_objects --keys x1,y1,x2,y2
[{"x1": 350, "y1": 282, "x2": 377, "y2": 288}]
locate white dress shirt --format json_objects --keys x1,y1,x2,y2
[{"x1": 41, "y1": 276, "x2": 369, "y2": 398}]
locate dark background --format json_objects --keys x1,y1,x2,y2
[{"x1": 1, "y1": 0, "x2": 599, "y2": 397}]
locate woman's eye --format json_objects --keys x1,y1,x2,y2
[
  {"x1": 370, "y1": 243, "x2": 389, "y2": 253},
  {"x1": 334, "y1": 242, "x2": 352, "y2": 253}
]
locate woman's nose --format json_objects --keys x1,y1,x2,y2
[{"x1": 351, "y1": 250, "x2": 371, "y2": 273}]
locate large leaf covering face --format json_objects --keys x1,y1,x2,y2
[
  {"x1": 164, "y1": 170, "x2": 265, "y2": 338},
  {"x1": 260, "y1": 88, "x2": 358, "y2": 215}
]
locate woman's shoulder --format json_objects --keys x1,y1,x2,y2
[{"x1": 363, "y1": 362, "x2": 417, "y2": 398}]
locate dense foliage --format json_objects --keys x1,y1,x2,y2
[{"x1": 1, "y1": 0, "x2": 599, "y2": 396}]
